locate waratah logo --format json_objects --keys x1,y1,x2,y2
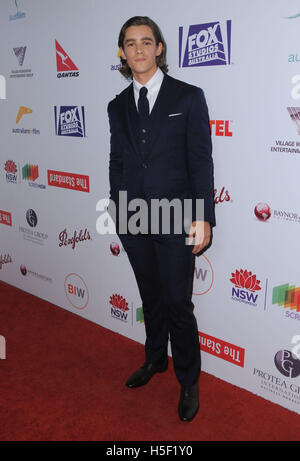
[
  {"x1": 179, "y1": 20, "x2": 232, "y2": 67},
  {"x1": 109, "y1": 294, "x2": 129, "y2": 322},
  {"x1": 54, "y1": 106, "x2": 86, "y2": 137},
  {"x1": 230, "y1": 269, "x2": 261, "y2": 292},
  {"x1": 230, "y1": 269, "x2": 262, "y2": 307}
]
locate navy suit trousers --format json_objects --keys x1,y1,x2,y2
[{"x1": 119, "y1": 233, "x2": 201, "y2": 386}]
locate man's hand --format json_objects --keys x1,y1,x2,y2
[{"x1": 188, "y1": 221, "x2": 211, "y2": 254}]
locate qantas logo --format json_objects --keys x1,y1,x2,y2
[{"x1": 55, "y1": 40, "x2": 79, "y2": 78}]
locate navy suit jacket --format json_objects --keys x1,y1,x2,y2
[{"x1": 107, "y1": 73, "x2": 215, "y2": 235}]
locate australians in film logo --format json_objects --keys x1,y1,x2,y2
[
  {"x1": 179, "y1": 20, "x2": 232, "y2": 68},
  {"x1": 54, "y1": 106, "x2": 86, "y2": 137},
  {"x1": 272, "y1": 282, "x2": 300, "y2": 321},
  {"x1": 55, "y1": 40, "x2": 79, "y2": 78},
  {"x1": 230, "y1": 269, "x2": 262, "y2": 307},
  {"x1": 13, "y1": 106, "x2": 40, "y2": 135},
  {"x1": 109, "y1": 294, "x2": 130, "y2": 322}
]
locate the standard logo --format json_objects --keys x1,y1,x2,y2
[
  {"x1": 64, "y1": 273, "x2": 89, "y2": 310},
  {"x1": 54, "y1": 106, "x2": 86, "y2": 137},
  {"x1": 179, "y1": 20, "x2": 232, "y2": 67},
  {"x1": 55, "y1": 40, "x2": 79, "y2": 78},
  {"x1": 47, "y1": 170, "x2": 90, "y2": 193},
  {"x1": 198, "y1": 331, "x2": 245, "y2": 367},
  {"x1": 0, "y1": 211, "x2": 12, "y2": 227}
]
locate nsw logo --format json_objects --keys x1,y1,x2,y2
[
  {"x1": 109, "y1": 294, "x2": 129, "y2": 322},
  {"x1": 230, "y1": 269, "x2": 262, "y2": 307},
  {"x1": 179, "y1": 20, "x2": 232, "y2": 67},
  {"x1": 54, "y1": 106, "x2": 86, "y2": 137}
]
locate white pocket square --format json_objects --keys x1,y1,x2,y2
[{"x1": 168, "y1": 112, "x2": 183, "y2": 117}]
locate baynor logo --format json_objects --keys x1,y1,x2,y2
[
  {"x1": 47, "y1": 170, "x2": 90, "y2": 192},
  {"x1": 179, "y1": 20, "x2": 232, "y2": 67},
  {"x1": 198, "y1": 331, "x2": 245, "y2": 367}
]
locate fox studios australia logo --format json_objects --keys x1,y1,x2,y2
[
  {"x1": 179, "y1": 20, "x2": 232, "y2": 68},
  {"x1": 54, "y1": 106, "x2": 86, "y2": 137}
]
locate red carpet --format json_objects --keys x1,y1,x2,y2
[{"x1": 0, "y1": 280, "x2": 299, "y2": 441}]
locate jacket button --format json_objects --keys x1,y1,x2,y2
[{"x1": 142, "y1": 163, "x2": 148, "y2": 169}]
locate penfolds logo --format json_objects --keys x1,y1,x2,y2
[
  {"x1": 58, "y1": 228, "x2": 91, "y2": 250},
  {"x1": 214, "y1": 186, "x2": 231, "y2": 204},
  {"x1": 0, "y1": 254, "x2": 13, "y2": 270}
]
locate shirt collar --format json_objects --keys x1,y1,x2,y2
[{"x1": 133, "y1": 67, "x2": 164, "y2": 96}]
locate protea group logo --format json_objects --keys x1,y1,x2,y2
[
  {"x1": 179, "y1": 20, "x2": 232, "y2": 67},
  {"x1": 254, "y1": 203, "x2": 271, "y2": 221},
  {"x1": 54, "y1": 106, "x2": 86, "y2": 137},
  {"x1": 230, "y1": 269, "x2": 262, "y2": 307},
  {"x1": 109, "y1": 294, "x2": 129, "y2": 322},
  {"x1": 274, "y1": 350, "x2": 300, "y2": 378}
]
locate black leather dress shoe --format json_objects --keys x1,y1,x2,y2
[
  {"x1": 178, "y1": 382, "x2": 199, "y2": 422},
  {"x1": 125, "y1": 360, "x2": 168, "y2": 388}
]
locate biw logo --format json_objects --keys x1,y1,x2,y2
[{"x1": 64, "y1": 273, "x2": 89, "y2": 310}]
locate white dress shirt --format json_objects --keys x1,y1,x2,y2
[{"x1": 133, "y1": 67, "x2": 164, "y2": 114}]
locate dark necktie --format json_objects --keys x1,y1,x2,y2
[{"x1": 138, "y1": 86, "x2": 149, "y2": 119}]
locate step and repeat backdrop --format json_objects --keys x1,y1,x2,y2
[{"x1": 1, "y1": 0, "x2": 300, "y2": 414}]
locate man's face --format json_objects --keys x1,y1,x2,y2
[{"x1": 121, "y1": 25, "x2": 163, "y2": 80}]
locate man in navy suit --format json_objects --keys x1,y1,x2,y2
[{"x1": 108, "y1": 16, "x2": 215, "y2": 422}]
